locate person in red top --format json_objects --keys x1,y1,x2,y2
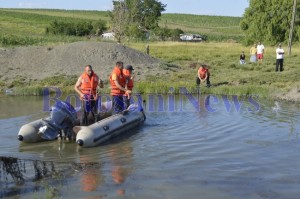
[
  {"x1": 122, "y1": 65, "x2": 134, "y2": 109},
  {"x1": 109, "y1": 61, "x2": 131, "y2": 114},
  {"x1": 75, "y1": 65, "x2": 102, "y2": 125},
  {"x1": 196, "y1": 64, "x2": 211, "y2": 87}
]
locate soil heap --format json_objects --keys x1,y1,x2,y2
[{"x1": 0, "y1": 41, "x2": 166, "y2": 83}]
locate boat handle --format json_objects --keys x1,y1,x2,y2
[
  {"x1": 103, "y1": 125, "x2": 109, "y2": 131},
  {"x1": 120, "y1": 118, "x2": 126, "y2": 123}
]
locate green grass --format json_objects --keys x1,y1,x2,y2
[
  {"x1": 3, "y1": 41, "x2": 300, "y2": 98},
  {"x1": 0, "y1": 8, "x2": 243, "y2": 47},
  {"x1": 0, "y1": 9, "x2": 109, "y2": 46},
  {"x1": 127, "y1": 41, "x2": 300, "y2": 98},
  {"x1": 1, "y1": 9, "x2": 299, "y2": 99},
  {"x1": 160, "y1": 14, "x2": 243, "y2": 41},
  {"x1": 4, "y1": 9, "x2": 110, "y2": 20}
]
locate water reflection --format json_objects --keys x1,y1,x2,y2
[
  {"x1": 0, "y1": 143, "x2": 134, "y2": 199},
  {"x1": 0, "y1": 156, "x2": 63, "y2": 198},
  {"x1": 72, "y1": 131, "x2": 135, "y2": 198},
  {"x1": 1, "y1": 94, "x2": 300, "y2": 199},
  {"x1": 109, "y1": 142, "x2": 133, "y2": 196},
  {"x1": 76, "y1": 154, "x2": 103, "y2": 199}
]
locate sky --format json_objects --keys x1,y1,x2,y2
[{"x1": 0, "y1": 0, "x2": 249, "y2": 17}]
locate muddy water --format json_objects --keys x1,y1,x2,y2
[{"x1": 0, "y1": 94, "x2": 300, "y2": 199}]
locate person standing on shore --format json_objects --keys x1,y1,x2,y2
[
  {"x1": 257, "y1": 41, "x2": 265, "y2": 64},
  {"x1": 276, "y1": 43, "x2": 284, "y2": 72},
  {"x1": 249, "y1": 44, "x2": 257, "y2": 63}
]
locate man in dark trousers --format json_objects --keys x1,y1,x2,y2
[
  {"x1": 109, "y1": 61, "x2": 132, "y2": 114},
  {"x1": 276, "y1": 43, "x2": 285, "y2": 72},
  {"x1": 75, "y1": 65, "x2": 101, "y2": 125}
]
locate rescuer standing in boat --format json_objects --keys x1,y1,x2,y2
[
  {"x1": 123, "y1": 65, "x2": 134, "y2": 109},
  {"x1": 109, "y1": 61, "x2": 131, "y2": 114},
  {"x1": 75, "y1": 65, "x2": 102, "y2": 125}
]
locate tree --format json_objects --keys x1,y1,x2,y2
[
  {"x1": 110, "y1": 1, "x2": 130, "y2": 43},
  {"x1": 288, "y1": 0, "x2": 297, "y2": 55},
  {"x1": 139, "y1": 0, "x2": 166, "y2": 30},
  {"x1": 240, "y1": 0, "x2": 300, "y2": 45},
  {"x1": 110, "y1": 0, "x2": 166, "y2": 43}
]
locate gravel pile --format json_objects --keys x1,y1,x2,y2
[{"x1": 0, "y1": 41, "x2": 164, "y2": 83}]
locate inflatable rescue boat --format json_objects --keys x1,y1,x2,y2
[
  {"x1": 74, "y1": 103, "x2": 146, "y2": 147},
  {"x1": 17, "y1": 100, "x2": 146, "y2": 147},
  {"x1": 18, "y1": 100, "x2": 78, "y2": 142}
]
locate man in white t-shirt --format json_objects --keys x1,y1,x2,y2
[
  {"x1": 276, "y1": 43, "x2": 284, "y2": 72},
  {"x1": 256, "y1": 41, "x2": 265, "y2": 64}
]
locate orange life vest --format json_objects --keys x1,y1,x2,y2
[
  {"x1": 80, "y1": 156, "x2": 100, "y2": 192},
  {"x1": 110, "y1": 67, "x2": 126, "y2": 96},
  {"x1": 198, "y1": 67, "x2": 208, "y2": 79},
  {"x1": 80, "y1": 72, "x2": 99, "y2": 95},
  {"x1": 122, "y1": 69, "x2": 134, "y2": 90}
]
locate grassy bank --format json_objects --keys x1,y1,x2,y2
[
  {"x1": 1, "y1": 9, "x2": 299, "y2": 100},
  {"x1": 126, "y1": 41, "x2": 300, "y2": 98},
  {"x1": 3, "y1": 42, "x2": 299, "y2": 100}
]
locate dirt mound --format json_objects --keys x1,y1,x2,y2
[
  {"x1": 274, "y1": 87, "x2": 300, "y2": 102},
  {"x1": 0, "y1": 41, "x2": 164, "y2": 83}
]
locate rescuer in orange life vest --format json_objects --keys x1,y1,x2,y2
[
  {"x1": 196, "y1": 64, "x2": 211, "y2": 87},
  {"x1": 75, "y1": 65, "x2": 103, "y2": 125},
  {"x1": 122, "y1": 65, "x2": 134, "y2": 109},
  {"x1": 109, "y1": 61, "x2": 131, "y2": 114}
]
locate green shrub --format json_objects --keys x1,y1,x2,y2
[
  {"x1": 0, "y1": 34, "x2": 40, "y2": 46},
  {"x1": 46, "y1": 20, "x2": 107, "y2": 36}
]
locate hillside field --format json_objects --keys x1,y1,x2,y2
[{"x1": 0, "y1": 8, "x2": 299, "y2": 102}]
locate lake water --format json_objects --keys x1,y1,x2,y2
[{"x1": 0, "y1": 93, "x2": 300, "y2": 199}]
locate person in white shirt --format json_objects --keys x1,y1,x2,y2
[
  {"x1": 276, "y1": 43, "x2": 284, "y2": 72},
  {"x1": 256, "y1": 41, "x2": 265, "y2": 64}
]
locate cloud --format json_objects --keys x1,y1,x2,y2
[{"x1": 18, "y1": 2, "x2": 47, "y2": 8}]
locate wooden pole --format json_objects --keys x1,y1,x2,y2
[{"x1": 288, "y1": 0, "x2": 297, "y2": 56}]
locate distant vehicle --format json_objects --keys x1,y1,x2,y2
[
  {"x1": 179, "y1": 34, "x2": 205, "y2": 42},
  {"x1": 101, "y1": 32, "x2": 115, "y2": 40}
]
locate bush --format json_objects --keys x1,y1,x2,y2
[
  {"x1": 152, "y1": 27, "x2": 184, "y2": 41},
  {"x1": 170, "y1": 28, "x2": 184, "y2": 41},
  {"x1": 93, "y1": 20, "x2": 107, "y2": 35},
  {"x1": 46, "y1": 20, "x2": 107, "y2": 36},
  {"x1": 0, "y1": 34, "x2": 40, "y2": 46}
]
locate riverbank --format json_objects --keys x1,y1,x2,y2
[{"x1": 1, "y1": 41, "x2": 299, "y2": 102}]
